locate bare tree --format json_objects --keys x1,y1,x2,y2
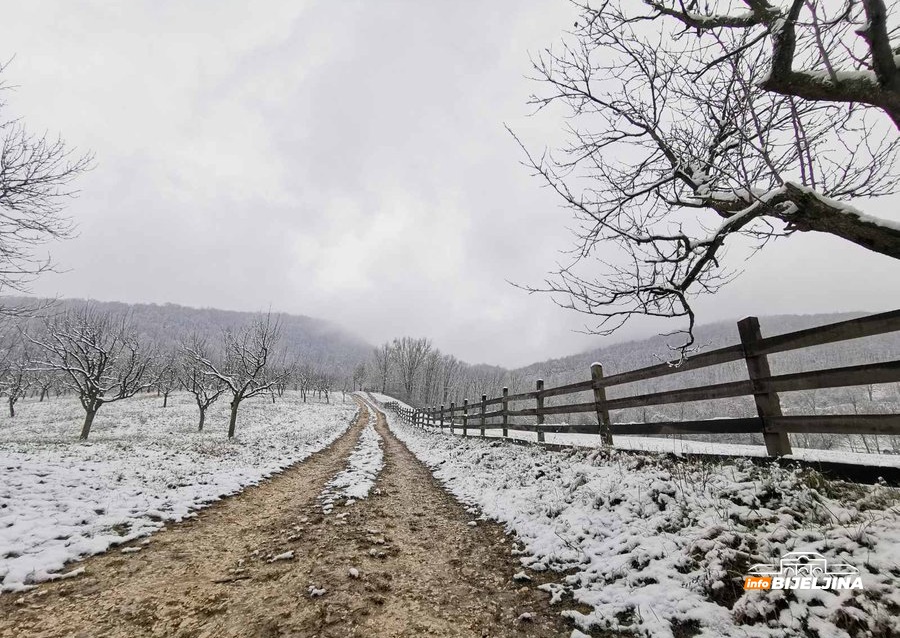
[
  {"x1": 352, "y1": 362, "x2": 366, "y2": 391},
  {"x1": 390, "y1": 337, "x2": 432, "y2": 403},
  {"x1": 0, "y1": 61, "x2": 92, "y2": 302},
  {"x1": 27, "y1": 308, "x2": 156, "y2": 439},
  {"x1": 517, "y1": 1, "x2": 900, "y2": 353},
  {"x1": 644, "y1": 0, "x2": 900, "y2": 128},
  {"x1": 177, "y1": 335, "x2": 225, "y2": 432},
  {"x1": 1, "y1": 339, "x2": 31, "y2": 417},
  {"x1": 371, "y1": 343, "x2": 392, "y2": 394},
  {"x1": 155, "y1": 349, "x2": 180, "y2": 408},
  {"x1": 184, "y1": 313, "x2": 284, "y2": 438}
]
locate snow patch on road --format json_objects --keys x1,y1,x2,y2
[
  {"x1": 320, "y1": 409, "x2": 384, "y2": 513},
  {"x1": 379, "y1": 402, "x2": 900, "y2": 638},
  {"x1": 0, "y1": 392, "x2": 356, "y2": 592}
]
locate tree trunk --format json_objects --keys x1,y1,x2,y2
[
  {"x1": 39, "y1": 388, "x2": 47, "y2": 402},
  {"x1": 81, "y1": 408, "x2": 98, "y2": 440},
  {"x1": 198, "y1": 408, "x2": 205, "y2": 432},
  {"x1": 8, "y1": 397, "x2": 14, "y2": 418},
  {"x1": 163, "y1": 392, "x2": 169, "y2": 408},
  {"x1": 228, "y1": 401, "x2": 240, "y2": 438}
]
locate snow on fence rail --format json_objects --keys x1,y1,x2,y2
[{"x1": 388, "y1": 311, "x2": 900, "y2": 458}]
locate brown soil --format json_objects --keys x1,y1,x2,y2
[{"x1": 0, "y1": 397, "x2": 576, "y2": 638}]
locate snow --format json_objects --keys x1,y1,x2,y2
[
  {"x1": 378, "y1": 403, "x2": 900, "y2": 637},
  {"x1": 268, "y1": 551, "x2": 294, "y2": 563},
  {"x1": 472, "y1": 429, "x2": 900, "y2": 469},
  {"x1": 0, "y1": 391, "x2": 356, "y2": 592},
  {"x1": 319, "y1": 404, "x2": 384, "y2": 513}
]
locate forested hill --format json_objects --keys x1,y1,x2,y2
[
  {"x1": 1, "y1": 297, "x2": 373, "y2": 377},
  {"x1": 513, "y1": 312, "x2": 892, "y2": 383}
]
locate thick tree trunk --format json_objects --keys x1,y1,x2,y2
[
  {"x1": 8, "y1": 398, "x2": 14, "y2": 418},
  {"x1": 228, "y1": 401, "x2": 240, "y2": 438},
  {"x1": 163, "y1": 392, "x2": 169, "y2": 408},
  {"x1": 198, "y1": 408, "x2": 205, "y2": 432},
  {"x1": 81, "y1": 408, "x2": 98, "y2": 440},
  {"x1": 39, "y1": 388, "x2": 47, "y2": 402}
]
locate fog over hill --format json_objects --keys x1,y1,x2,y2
[{"x1": 1, "y1": 297, "x2": 372, "y2": 377}]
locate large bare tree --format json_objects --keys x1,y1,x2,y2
[
  {"x1": 0, "y1": 61, "x2": 91, "y2": 303},
  {"x1": 27, "y1": 308, "x2": 156, "y2": 439},
  {"x1": 517, "y1": 0, "x2": 900, "y2": 352},
  {"x1": 184, "y1": 313, "x2": 284, "y2": 438}
]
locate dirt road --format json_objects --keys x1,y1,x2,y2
[{"x1": 0, "y1": 398, "x2": 575, "y2": 637}]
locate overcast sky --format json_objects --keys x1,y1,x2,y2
[{"x1": 1, "y1": 1, "x2": 898, "y2": 368}]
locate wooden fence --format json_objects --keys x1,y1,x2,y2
[{"x1": 385, "y1": 311, "x2": 900, "y2": 457}]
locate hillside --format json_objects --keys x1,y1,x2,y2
[
  {"x1": 514, "y1": 312, "x2": 875, "y2": 380},
  {"x1": 0, "y1": 297, "x2": 373, "y2": 377}
]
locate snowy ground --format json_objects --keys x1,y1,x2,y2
[
  {"x1": 0, "y1": 391, "x2": 357, "y2": 592},
  {"x1": 320, "y1": 405, "x2": 384, "y2": 513},
  {"x1": 480, "y1": 430, "x2": 900, "y2": 469},
  {"x1": 375, "y1": 399, "x2": 900, "y2": 638}
]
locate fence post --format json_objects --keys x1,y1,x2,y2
[
  {"x1": 463, "y1": 399, "x2": 469, "y2": 437},
  {"x1": 501, "y1": 387, "x2": 509, "y2": 438},
  {"x1": 738, "y1": 316, "x2": 792, "y2": 456},
  {"x1": 480, "y1": 394, "x2": 487, "y2": 437},
  {"x1": 440, "y1": 404, "x2": 444, "y2": 430},
  {"x1": 536, "y1": 379, "x2": 545, "y2": 443},
  {"x1": 591, "y1": 363, "x2": 613, "y2": 446},
  {"x1": 449, "y1": 402, "x2": 455, "y2": 434}
]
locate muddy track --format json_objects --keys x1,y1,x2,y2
[{"x1": 0, "y1": 398, "x2": 574, "y2": 637}]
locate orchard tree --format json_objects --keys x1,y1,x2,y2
[
  {"x1": 0, "y1": 61, "x2": 91, "y2": 305},
  {"x1": 177, "y1": 335, "x2": 225, "y2": 432},
  {"x1": 155, "y1": 349, "x2": 180, "y2": 408},
  {"x1": 27, "y1": 307, "x2": 156, "y2": 439},
  {"x1": 185, "y1": 313, "x2": 285, "y2": 438},
  {"x1": 2, "y1": 341, "x2": 32, "y2": 417},
  {"x1": 517, "y1": 0, "x2": 900, "y2": 353}
]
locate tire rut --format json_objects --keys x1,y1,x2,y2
[{"x1": 1, "y1": 397, "x2": 575, "y2": 637}]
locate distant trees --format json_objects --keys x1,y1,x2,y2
[
  {"x1": 365, "y1": 337, "x2": 525, "y2": 409},
  {"x1": 0, "y1": 61, "x2": 91, "y2": 305},
  {"x1": 352, "y1": 363, "x2": 366, "y2": 391},
  {"x1": 184, "y1": 313, "x2": 285, "y2": 438},
  {"x1": 517, "y1": 1, "x2": 900, "y2": 352},
  {"x1": 390, "y1": 337, "x2": 432, "y2": 402},
  {"x1": 371, "y1": 343, "x2": 392, "y2": 394},
  {"x1": 27, "y1": 307, "x2": 156, "y2": 439}
]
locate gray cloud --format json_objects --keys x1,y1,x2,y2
[{"x1": 2, "y1": 1, "x2": 897, "y2": 368}]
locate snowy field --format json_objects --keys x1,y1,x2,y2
[
  {"x1": 320, "y1": 406, "x2": 384, "y2": 513},
  {"x1": 375, "y1": 399, "x2": 900, "y2": 638},
  {"x1": 0, "y1": 391, "x2": 357, "y2": 592}
]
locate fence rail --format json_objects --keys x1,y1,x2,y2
[{"x1": 384, "y1": 310, "x2": 900, "y2": 457}]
